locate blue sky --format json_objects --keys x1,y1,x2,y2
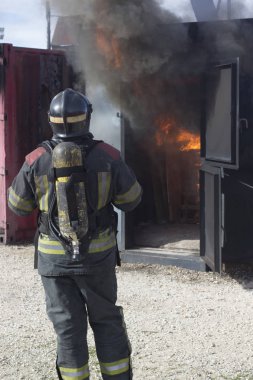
[
  {"x1": 0, "y1": 0, "x2": 198, "y2": 49},
  {"x1": 0, "y1": 0, "x2": 48, "y2": 48},
  {"x1": 0, "y1": 0, "x2": 252, "y2": 49}
]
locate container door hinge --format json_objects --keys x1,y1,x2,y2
[
  {"x1": 0, "y1": 57, "x2": 8, "y2": 66},
  {"x1": 0, "y1": 113, "x2": 7, "y2": 122},
  {"x1": 0, "y1": 167, "x2": 8, "y2": 176},
  {"x1": 0, "y1": 221, "x2": 9, "y2": 230}
]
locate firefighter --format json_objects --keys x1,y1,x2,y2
[{"x1": 8, "y1": 88, "x2": 142, "y2": 380}]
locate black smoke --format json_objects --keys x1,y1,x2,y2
[
  {"x1": 47, "y1": 0, "x2": 253, "y2": 141},
  {"x1": 45, "y1": 0, "x2": 253, "y2": 224}
]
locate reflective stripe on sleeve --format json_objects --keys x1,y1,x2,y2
[
  {"x1": 59, "y1": 363, "x2": 89, "y2": 380},
  {"x1": 97, "y1": 172, "x2": 111, "y2": 209},
  {"x1": 99, "y1": 357, "x2": 130, "y2": 376},
  {"x1": 114, "y1": 181, "x2": 141, "y2": 205},
  {"x1": 8, "y1": 187, "x2": 36, "y2": 213},
  {"x1": 34, "y1": 175, "x2": 49, "y2": 212}
]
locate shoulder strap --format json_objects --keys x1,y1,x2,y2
[
  {"x1": 39, "y1": 139, "x2": 102, "y2": 156},
  {"x1": 84, "y1": 139, "x2": 103, "y2": 156},
  {"x1": 38, "y1": 139, "x2": 58, "y2": 153}
]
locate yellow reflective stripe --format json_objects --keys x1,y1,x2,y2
[
  {"x1": 8, "y1": 187, "x2": 35, "y2": 212},
  {"x1": 60, "y1": 364, "x2": 89, "y2": 373},
  {"x1": 39, "y1": 247, "x2": 65, "y2": 255},
  {"x1": 88, "y1": 229, "x2": 116, "y2": 253},
  {"x1": 97, "y1": 172, "x2": 111, "y2": 209},
  {"x1": 50, "y1": 114, "x2": 86, "y2": 124},
  {"x1": 38, "y1": 228, "x2": 116, "y2": 255},
  {"x1": 114, "y1": 181, "x2": 141, "y2": 205},
  {"x1": 100, "y1": 357, "x2": 129, "y2": 376},
  {"x1": 38, "y1": 235, "x2": 65, "y2": 255},
  {"x1": 57, "y1": 177, "x2": 69, "y2": 183},
  {"x1": 59, "y1": 363, "x2": 89, "y2": 379},
  {"x1": 35, "y1": 175, "x2": 49, "y2": 212}
]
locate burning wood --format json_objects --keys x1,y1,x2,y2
[
  {"x1": 155, "y1": 117, "x2": 200, "y2": 152},
  {"x1": 177, "y1": 130, "x2": 200, "y2": 151}
]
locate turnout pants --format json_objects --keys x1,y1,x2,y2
[{"x1": 41, "y1": 268, "x2": 132, "y2": 380}]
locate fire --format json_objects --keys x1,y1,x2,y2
[
  {"x1": 155, "y1": 117, "x2": 200, "y2": 151},
  {"x1": 111, "y1": 37, "x2": 122, "y2": 69},
  {"x1": 176, "y1": 130, "x2": 200, "y2": 151},
  {"x1": 96, "y1": 29, "x2": 122, "y2": 69},
  {"x1": 155, "y1": 117, "x2": 174, "y2": 146}
]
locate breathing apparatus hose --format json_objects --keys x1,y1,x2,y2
[{"x1": 47, "y1": 190, "x2": 73, "y2": 256}]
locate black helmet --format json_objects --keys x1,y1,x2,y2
[{"x1": 48, "y1": 88, "x2": 93, "y2": 138}]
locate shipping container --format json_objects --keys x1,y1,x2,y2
[{"x1": 52, "y1": 17, "x2": 253, "y2": 271}]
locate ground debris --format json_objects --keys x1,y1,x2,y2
[{"x1": 1, "y1": 245, "x2": 253, "y2": 380}]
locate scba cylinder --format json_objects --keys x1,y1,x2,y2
[{"x1": 52, "y1": 142, "x2": 88, "y2": 254}]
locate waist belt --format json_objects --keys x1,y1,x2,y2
[
  {"x1": 35, "y1": 205, "x2": 120, "y2": 267},
  {"x1": 38, "y1": 205, "x2": 116, "y2": 237}
]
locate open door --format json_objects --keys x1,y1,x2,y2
[
  {"x1": 200, "y1": 58, "x2": 240, "y2": 271},
  {"x1": 200, "y1": 165, "x2": 223, "y2": 272},
  {"x1": 88, "y1": 85, "x2": 125, "y2": 251},
  {"x1": 201, "y1": 58, "x2": 239, "y2": 168}
]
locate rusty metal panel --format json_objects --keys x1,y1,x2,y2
[
  {"x1": 0, "y1": 43, "x2": 72, "y2": 243},
  {"x1": 0, "y1": 44, "x2": 7, "y2": 242}
]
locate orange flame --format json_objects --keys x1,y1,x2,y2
[
  {"x1": 111, "y1": 37, "x2": 122, "y2": 69},
  {"x1": 155, "y1": 117, "x2": 174, "y2": 146},
  {"x1": 155, "y1": 117, "x2": 200, "y2": 151},
  {"x1": 176, "y1": 130, "x2": 200, "y2": 151},
  {"x1": 96, "y1": 29, "x2": 122, "y2": 69}
]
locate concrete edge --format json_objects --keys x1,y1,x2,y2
[{"x1": 120, "y1": 249, "x2": 206, "y2": 272}]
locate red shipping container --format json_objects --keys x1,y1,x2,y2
[{"x1": 0, "y1": 43, "x2": 72, "y2": 243}]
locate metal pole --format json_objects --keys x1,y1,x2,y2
[
  {"x1": 117, "y1": 110, "x2": 125, "y2": 252},
  {"x1": 46, "y1": 1, "x2": 51, "y2": 49},
  {"x1": 227, "y1": 0, "x2": 232, "y2": 19},
  {"x1": 0, "y1": 27, "x2": 4, "y2": 40},
  {"x1": 216, "y1": 0, "x2": 222, "y2": 13}
]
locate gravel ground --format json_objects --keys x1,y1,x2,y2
[{"x1": 1, "y1": 245, "x2": 253, "y2": 380}]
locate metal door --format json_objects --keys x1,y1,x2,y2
[
  {"x1": 89, "y1": 85, "x2": 125, "y2": 251},
  {"x1": 200, "y1": 165, "x2": 223, "y2": 272},
  {"x1": 0, "y1": 46, "x2": 7, "y2": 242},
  {"x1": 200, "y1": 58, "x2": 239, "y2": 271},
  {"x1": 201, "y1": 58, "x2": 239, "y2": 168},
  {"x1": 0, "y1": 43, "x2": 72, "y2": 243}
]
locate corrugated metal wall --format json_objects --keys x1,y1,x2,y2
[{"x1": 0, "y1": 43, "x2": 72, "y2": 243}]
